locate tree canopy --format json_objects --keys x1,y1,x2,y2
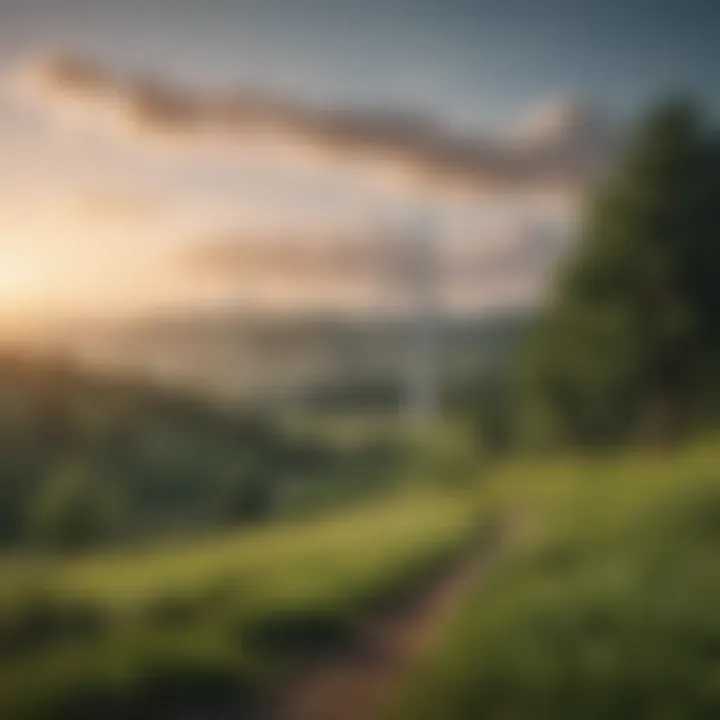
[{"x1": 521, "y1": 101, "x2": 720, "y2": 447}]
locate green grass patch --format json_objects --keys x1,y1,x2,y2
[
  {"x1": 0, "y1": 487, "x2": 482, "y2": 718},
  {"x1": 390, "y1": 439, "x2": 720, "y2": 720}
]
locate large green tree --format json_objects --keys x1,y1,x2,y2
[{"x1": 521, "y1": 101, "x2": 720, "y2": 447}]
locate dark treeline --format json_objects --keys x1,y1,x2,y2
[
  {"x1": 458, "y1": 101, "x2": 720, "y2": 452},
  {"x1": 0, "y1": 351, "x2": 399, "y2": 550}
]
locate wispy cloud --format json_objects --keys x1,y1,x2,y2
[
  {"x1": 11, "y1": 53, "x2": 618, "y2": 194},
  {"x1": 176, "y1": 220, "x2": 567, "y2": 314},
  {"x1": 70, "y1": 189, "x2": 164, "y2": 222}
]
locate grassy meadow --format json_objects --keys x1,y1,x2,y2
[
  {"x1": 390, "y1": 438, "x2": 720, "y2": 719},
  {"x1": 0, "y1": 487, "x2": 483, "y2": 719},
  {"x1": 2, "y1": 426, "x2": 720, "y2": 719}
]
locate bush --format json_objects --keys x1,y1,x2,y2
[{"x1": 27, "y1": 462, "x2": 127, "y2": 550}]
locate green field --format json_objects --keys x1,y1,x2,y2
[
  {"x1": 0, "y1": 488, "x2": 482, "y2": 719},
  {"x1": 3, "y1": 433, "x2": 720, "y2": 719},
  {"x1": 390, "y1": 439, "x2": 720, "y2": 719}
]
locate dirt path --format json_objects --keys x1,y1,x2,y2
[{"x1": 255, "y1": 524, "x2": 505, "y2": 720}]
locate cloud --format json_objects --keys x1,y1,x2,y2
[
  {"x1": 11, "y1": 53, "x2": 619, "y2": 194},
  {"x1": 180, "y1": 229, "x2": 410, "y2": 286},
  {"x1": 176, "y1": 220, "x2": 567, "y2": 315},
  {"x1": 67, "y1": 189, "x2": 163, "y2": 222}
]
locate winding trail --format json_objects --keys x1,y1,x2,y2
[{"x1": 256, "y1": 523, "x2": 505, "y2": 720}]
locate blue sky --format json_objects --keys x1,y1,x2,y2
[
  {"x1": 0, "y1": 0, "x2": 717, "y2": 320},
  {"x1": 3, "y1": 0, "x2": 719, "y2": 128}
]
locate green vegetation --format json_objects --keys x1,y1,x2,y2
[
  {"x1": 0, "y1": 352, "x2": 404, "y2": 549},
  {"x1": 0, "y1": 489, "x2": 482, "y2": 718},
  {"x1": 390, "y1": 439, "x2": 720, "y2": 719},
  {"x1": 388, "y1": 100, "x2": 720, "y2": 719},
  {"x1": 522, "y1": 101, "x2": 720, "y2": 448}
]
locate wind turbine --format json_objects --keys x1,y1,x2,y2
[{"x1": 401, "y1": 205, "x2": 443, "y2": 424}]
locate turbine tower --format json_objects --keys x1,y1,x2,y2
[{"x1": 404, "y1": 208, "x2": 442, "y2": 423}]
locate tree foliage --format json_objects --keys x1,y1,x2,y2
[
  {"x1": 521, "y1": 101, "x2": 720, "y2": 447},
  {"x1": 28, "y1": 462, "x2": 127, "y2": 549},
  {"x1": 0, "y1": 353, "x2": 401, "y2": 550}
]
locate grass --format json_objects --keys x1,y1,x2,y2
[
  {"x1": 6, "y1": 429, "x2": 717, "y2": 719},
  {"x1": 0, "y1": 486, "x2": 483, "y2": 718},
  {"x1": 390, "y1": 438, "x2": 720, "y2": 720}
]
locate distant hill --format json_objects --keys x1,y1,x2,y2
[
  {"x1": 55, "y1": 309, "x2": 533, "y2": 408},
  {"x1": 0, "y1": 350, "x2": 408, "y2": 549}
]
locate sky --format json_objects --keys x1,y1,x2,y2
[{"x1": 0, "y1": 0, "x2": 718, "y2": 322}]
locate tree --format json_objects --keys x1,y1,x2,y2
[
  {"x1": 521, "y1": 101, "x2": 720, "y2": 447},
  {"x1": 28, "y1": 462, "x2": 127, "y2": 550},
  {"x1": 447, "y1": 363, "x2": 518, "y2": 457},
  {"x1": 214, "y1": 462, "x2": 273, "y2": 524}
]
